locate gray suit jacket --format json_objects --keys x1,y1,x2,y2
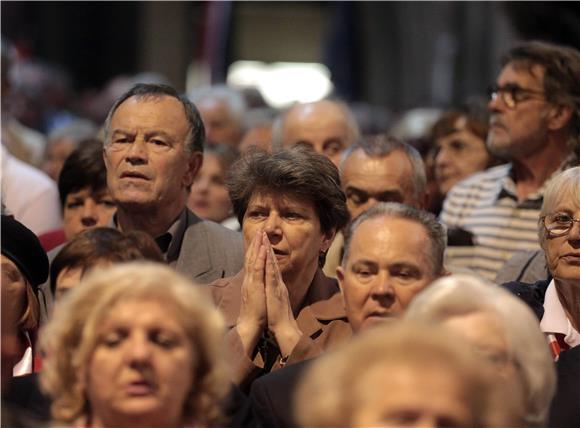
[
  {"x1": 39, "y1": 209, "x2": 244, "y2": 323},
  {"x1": 173, "y1": 209, "x2": 244, "y2": 284}
]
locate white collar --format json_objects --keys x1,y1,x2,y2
[{"x1": 540, "y1": 279, "x2": 580, "y2": 348}]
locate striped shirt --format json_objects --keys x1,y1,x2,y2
[{"x1": 440, "y1": 164, "x2": 548, "y2": 281}]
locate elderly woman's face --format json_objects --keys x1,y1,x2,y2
[
  {"x1": 85, "y1": 299, "x2": 194, "y2": 425},
  {"x1": 441, "y1": 311, "x2": 518, "y2": 382},
  {"x1": 351, "y1": 362, "x2": 473, "y2": 428},
  {"x1": 242, "y1": 190, "x2": 331, "y2": 280},
  {"x1": 542, "y1": 201, "x2": 580, "y2": 282}
]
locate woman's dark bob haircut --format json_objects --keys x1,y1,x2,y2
[{"x1": 227, "y1": 146, "x2": 349, "y2": 234}]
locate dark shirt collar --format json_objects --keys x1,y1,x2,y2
[{"x1": 111, "y1": 209, "x2": 188, "y2": 262}]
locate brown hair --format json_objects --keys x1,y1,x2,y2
[
  {"x1": 227, "y1": 146, "x2": 349, "y2": 235},
  {"x1": 50, "y1": 227, "x2": 164, "y2": 294}
]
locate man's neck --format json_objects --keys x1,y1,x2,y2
[
  {"x1": 116, "y1": 204, "x2": 184, "y2": 238},
  {"x1": 511, "y1": 137, "x2": 569, "y2": 202}
]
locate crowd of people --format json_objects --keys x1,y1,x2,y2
[{"x1": 1, "y1": 37, "x2": 579, "y2": 428}]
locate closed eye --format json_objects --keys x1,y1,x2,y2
[{"x1": 101, "y1": 330, "x2": 127, "y2": 348}]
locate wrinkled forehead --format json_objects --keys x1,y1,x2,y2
[{"x1": 499, "y1": 60, "x2": 546, "y2": 86}]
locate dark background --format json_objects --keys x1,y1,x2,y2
[{"x1": 3, "y1": 1, "x2": 580, "y2": 113}]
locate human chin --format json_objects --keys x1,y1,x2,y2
[{"x1": 360, "y1": 313, "x2": 395, "y2": 331}]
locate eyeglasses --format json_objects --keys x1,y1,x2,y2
[
  {"x1": 541, "y1": 212, "x2": 580, "y2": 237},
  {"x1": 487, "y1": 84, "x2": 545, "y2": 109}
]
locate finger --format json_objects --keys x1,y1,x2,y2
[{"x1": 244, "y1": 227, "x2": 263, "y2": 268}]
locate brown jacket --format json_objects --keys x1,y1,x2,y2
[{"x1": 210, "y1": 268, "x2": 352, "y2": 391}]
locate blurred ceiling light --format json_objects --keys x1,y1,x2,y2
[{"x1": 227, "y1": 61, "x2": 333, "y2": 108}]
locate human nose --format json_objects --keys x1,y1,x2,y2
[
  {"x1": 124, "y1": 139, "x2": 148, "y2": 164},
  {"x1": 568, "y1": 219, "x2": 580, "y2": 241},
  {"x1": 435, "y1": 147, "x2": 452, "y2": 167},
  {"x1": 264, "y1": 213, "x2": 282, "y2": 243},
  {"x1": 196, "y1": 176, "x2": 210, "y2": 192},
  {"x1": 371, "y1": 272, "x2": 395, "y2": 300},
  {"x1": 487, "y1": 89, "x2": 506, "y2": 113},
  {"x1": 126, "y1": 333, "x2": 153, "y2": 366},
  {"x1": 81, "y1": 200, "x2": 98, "y2": 226}
]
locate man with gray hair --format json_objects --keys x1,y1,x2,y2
[
  {"x1": 338, "y1": 202, "x2": 447, "y2": 330},
  {"x1": 103, "y1": 83, "x2": 243, "y2": 284},
  {"x1": 323, "y1": 134, "x2": 427, "y2": 277},
  {"x1": 188, "y1": 84, "x2": 247, "y2": 149},
  {"x1": 272, "y1": 99, "x2": 359, "y2": 167}
]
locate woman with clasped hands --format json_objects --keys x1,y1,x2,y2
[
  {"x1": 210, "y1": 147, "x2": 351, "y2": 390},
  {"x1": 40, "y1": 262, "x2": 228, "y2": 428}
]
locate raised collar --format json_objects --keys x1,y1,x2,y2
[{"x1": 541, "y1": 279, "x2": 580, "y2": 348}]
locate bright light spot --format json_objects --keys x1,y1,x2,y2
[{"x1": 227, "y1": 61, "x2": 333, "y2": 108}]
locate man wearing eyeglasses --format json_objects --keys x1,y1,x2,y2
[{"x1": 440, "y1": 41, "x2": 580, "y2": 281}]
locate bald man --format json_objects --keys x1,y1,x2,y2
[{"x1": 273, "y1": 100, "x2": 359, "y2": 166}]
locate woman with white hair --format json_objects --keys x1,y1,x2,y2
[
  {"x1": 503, "y1": 166, "x2": 580, "y2": 359},
  {"x1": 405, "y1": 274, "x2": 556, "y2": 428},
  {"x1": 40, "y1": 262, "x2": 228, "y2": 428}
]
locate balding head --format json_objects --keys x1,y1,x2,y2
[{"x1": 273, "y1": 100, "x2": 359, "y2": 167}]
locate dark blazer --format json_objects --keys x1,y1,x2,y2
[
  {"x1": 249, "y1": 360, "x2": 312, "y2": 428},
  {"x1": 549, "y1": 346, "x2": 580, "y2": 428},
  {"x1": 501, "y1": 279, "x2": 550, "y2": 321}
]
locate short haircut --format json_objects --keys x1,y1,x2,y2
[
  {"x1": 295, "y1": 321, "x2": 508, "y2": 428},
  {"x1": 188, "y1": 84, "x2": 247, "y2": 130},
  {"x1": 538, "y1": 166, "x2": 580, "y2": 248},
  {"x1": 405, "y1": 274, "x2": 556, "y2": 427},
  {"x1": 227, "y1": 146, "x2": 349, "y2": 236},
  {"x1": 49, "y1": 227, "x2": 164, "y2": 295},
  {"x1": 271, "y1": 99, "x2": 360, "y2": 152},
  {"x1": 57, "y1": 139, "x2": 107, "y2": 210},
  {"x1": 340, "y1": 134, "x2": 427, "y2": 203},
  {"x1": 40, "y1": 262, "x2": 228, "y2": 426},
  {"x1": 342, "y1": 202, "x2": 446, "y2": 276},
  {"x1": 103, "y1": 83, "x2": 205, "y2": 153},
  {"x1": 502, "y1": 41, "x2": 580, "y2": 154}
]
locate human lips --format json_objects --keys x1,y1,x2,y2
[
  {"x1": 489, "y1": 117, "x2": 506, "y2": 130},
  {"x1": 560, "y1": 253, "x2": 580, "y2": 264},
  {"x1": 271, "y1": 247, "x2": 289, "y2": 257},
  {"x1": 120, "y1": 170, "x2": 150, "y2": 181},
  {"x1": 364, "y1": 310, "x2": 393, "y2": 324},
  {"x1": 125, "y1": 378, "x2": 156, "y2": 396}
]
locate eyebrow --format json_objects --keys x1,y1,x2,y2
[{"x1": 345, "y1": 186, "x2": 403, "y2": 198}]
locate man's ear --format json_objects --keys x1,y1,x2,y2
[
  {"x1": 321, "y1": 227, "x2": 337, "y2": 252},
  {"x1": 547, "y1": 104, "x2": 573, "y2": 131},
  {"x1": 184, "y1": 152, "x2": 203, "y2": 188},
  {"x1": 102, "y1": 147, "x2": 110, "y2": 170},
  {"x1": 336, "y1": 265, "x2": 345, "y2": 295}
]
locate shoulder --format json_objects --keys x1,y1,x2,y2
[
  {"x1": 446, "y1": 164, "x2": 510, "y2": 198},
  {"x1": 184, "y1": 212, "x2": 243, "y2": 247},
  {"x1": 501, "y1": 279, "x2": 550, "y2": 320}
]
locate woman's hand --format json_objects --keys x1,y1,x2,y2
[
  {"x1": 236, "y1": 229, "x2": 268, "y2": 357},
  {"x1": 264, "y1": 238, "x2": 303, "y2": 357}
]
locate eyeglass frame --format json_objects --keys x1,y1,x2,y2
[
  {"x1": 487, "y1": 83, "x2": 546, "y2": 109},
  {"x1": 540, "y1": 212, "x2": 580, "y2": 237}
]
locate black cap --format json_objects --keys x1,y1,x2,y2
[{"x1": 1, "y1": 215, "x2": 49, "y2": 290}]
